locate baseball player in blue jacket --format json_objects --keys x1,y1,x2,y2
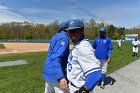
[
  {"x1": 92, "y1": 27, "x2": 113, "y2": 89},
  {"x1": 43, "y1": 21, "x2": 69, "y2": 93},
  {"x1": 66, "y1": 19, "x2": 101, "y2": 93}
]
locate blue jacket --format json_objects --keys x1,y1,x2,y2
[
  {"x1": 92, "y1": 36, "x2": 113, "y2": 60},
  {"x1": 43, "y1": 31, "x2": 69, "y2": 82}
]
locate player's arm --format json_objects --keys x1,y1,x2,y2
[
  {"x1": 138, "y1": 41, "x2": 140, "y2": 46},
  {"x1": 50, "y1": 38, "x2": 69, "y2": 79},
  {"x1": 53, "y1": 38, "x2": 69, "y2": 90},
  {"x1": 75, "y1": 71, "x2": 101, "y2": 93},
  {"x1": 50, "y1": 38, "x2": 69, "y2": 60},
  {"x1": 108, "y1": 39, "x2": 113, "y2": 63},
  {"x1": 107, "y1": 50, "x2": 112, "y2": 63}
]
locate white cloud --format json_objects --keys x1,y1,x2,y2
[
  {"x1": 0, "y1": 5, "x2": 9, "y2": 10},
  {"x1": 21, "y1": 8, "x2": 72, "y2": 19},
  {"x1": 0, "y1": 5, "x2": 30, "y2": 23}
]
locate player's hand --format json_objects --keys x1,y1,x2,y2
[
  {"x1": 107, "y1": 58, "x2": 111, "y2": 64},
  {"x1": 59, "y1": 78, "x2": 68, "y2": 90}
]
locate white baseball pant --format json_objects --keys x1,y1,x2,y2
[
  {"x1": 99, "y1": 60, "x2": 108, "y2": 74},
  {"x1": 118, "y1": 42, "x2": 121, "y2": 47},
  {"x1": 44, "y1": 81, "x2": 68, "y2": 93},
  {"x1": 133, "y1": 46, "x2": 138, "y2": 53}
]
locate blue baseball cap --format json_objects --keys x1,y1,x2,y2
[
  {"x1": 60, "y1": 21, "x2": 69, "y2": 29},
  {"x1": 100, "y1": 27, "x2": 106, "y2": 33},
  {"x1": 66, "y1": 19, "x2": 84, "y2": 31}
]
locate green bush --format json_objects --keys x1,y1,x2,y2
[{"x1": 0, "y1": 43, "x2": 5, "y2": 49}]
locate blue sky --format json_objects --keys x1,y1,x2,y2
[{"x1": 0, "y1": 0, "x2": 140, "y2": 28}]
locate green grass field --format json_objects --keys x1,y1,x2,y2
[
  {"x1": 107, "y1": 42, "x2": 139, "y2": 74},
  {"x1": 0, "y1": 43, "x2": 5, "y2": 49},
  {"x1": 0, "y1": 42, "x2": 139, "y2": 93}
]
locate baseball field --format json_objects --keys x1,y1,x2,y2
[{"x1": 0, "y1": 42, "x2": 139, "y2": 93}]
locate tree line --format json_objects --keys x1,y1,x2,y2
[{"x1": 0, "y1": 19, "x2": 140, "y2": 40}]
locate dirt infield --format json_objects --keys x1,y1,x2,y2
[
  {"x1": 0, "y1": 43, "x2": 50, "y2": 54},
  {"x1": 0, "y1": 43, "x2": 73, "y2": 54}
]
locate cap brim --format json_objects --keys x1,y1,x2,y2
[{"x1": 66, "y1": 27, "x2": 81, "y2": 31}]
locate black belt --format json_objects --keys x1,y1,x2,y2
[
  {"x1": 134, "y1": 45, "x2": 138, "y2": 47},
  {"x1": 70, "y1": 82, "x2": 79, "y2": 88}
]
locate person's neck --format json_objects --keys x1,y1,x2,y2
[
  {"x1": 100, "y1": 36, "x2": 106, "y2": 39},
  {"x1": 74, "y1": 36, "x2": 85, "y2": 45}
]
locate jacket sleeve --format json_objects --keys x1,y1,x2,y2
[
  {"x1": 50, "y1": 38, "x2": 69, "y2": 60},
  {"x1": 50, "y1": 38, "x2": 69, "y2": 80},
  {"x1": 108, "y1": 39, "x2": 113, "y2": 50},
  {"x1": 108, "y1": 39, "x2": 113, "y2": 58}
]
